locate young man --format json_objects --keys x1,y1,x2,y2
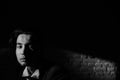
[{"x1": 0, "y1": 28, "x2": 69, "y2": 80}]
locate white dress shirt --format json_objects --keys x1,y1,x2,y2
[{"x1": 22, "y1": 66, "x2": 40, "y2": 80}]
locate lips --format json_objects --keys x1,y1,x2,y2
[{"x1": 20, "y1": 58, "x2": 26, "y2": 62}]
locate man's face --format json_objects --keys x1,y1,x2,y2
[{"x1": 16, "y1": 34, "x2": 33, "y2": 66}]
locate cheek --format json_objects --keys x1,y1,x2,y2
[
  {"x1": 16, "y1": 49, "x2": 22, "y2": 55},
  {"x1": 15, "y1": 49, "x2": 20, "y2": 60}
]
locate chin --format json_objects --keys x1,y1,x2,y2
[{"x1": 20, "y1": 62, "x2": 26, "y2": 66}]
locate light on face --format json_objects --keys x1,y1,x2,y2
[{"x1": 16, "y1": 34, "x2": 31, "y2": 66}]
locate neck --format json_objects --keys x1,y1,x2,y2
[
  {"x1": 26, "y1": 66, "x2": 36, "y2": 72},
  {"x1": 26, "y1": 63, "x2": 38, "y2": 69}
]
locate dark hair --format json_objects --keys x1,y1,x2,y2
[
  {"x1": 10, "y1": 28, "x2": 42, "y2": 48},
  {"x1": 8, "y1": 27, "x2": 44, "y2": 67},
  {"x1": 9, "y1": 27, "x2": 43, "y2": 57}
]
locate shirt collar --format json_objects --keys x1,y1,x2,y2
[{"x1": 22, "y1": 66, "x2": 40, "y2": 79}]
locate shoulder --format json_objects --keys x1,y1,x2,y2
[
  {"x1": 0, "y1": 48, "x2": 17, "y2": 66},
  {"x1": 0, "y1": 48, "x2": 9, "y2": 62},
  {"x1": 0, "y1": 48, "x2": 13, "y2": 56},
  {"x1": 43, "y1": 65, "x2": 70, "y2": 80}
]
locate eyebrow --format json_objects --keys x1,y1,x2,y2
[{"x1": 16, "y1": 43, "x2": 22, "y2": 45}]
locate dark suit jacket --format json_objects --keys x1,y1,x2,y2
[
  {"x1": 0, "y1": 48, "x2": 70, "y2": 80},
  {"x1": 1, "y1": 48, "x2": 118, "y2": 80}
]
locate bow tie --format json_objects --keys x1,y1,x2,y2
[{"x1": 22, "y1": 66, "x2": 40, "y2": 79}]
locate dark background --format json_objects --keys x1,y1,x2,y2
[{"x1": 0, "y1": 1, "x2": 119, "y2": 62}]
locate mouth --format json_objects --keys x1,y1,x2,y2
[{"x1": 20, "y1": 58, "x2": 26, "y2": 62}]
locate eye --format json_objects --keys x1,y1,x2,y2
[{"x1": 17, "y1": 45, "x2": 22, "y2": 48}]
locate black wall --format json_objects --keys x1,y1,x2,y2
[{"x1": 1, "y1": 1, "x2": 119, "y2": 61}]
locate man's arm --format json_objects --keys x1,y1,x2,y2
[
  {"x1": 65, "y1": 53, "x2": 117, "y2": 80},
  {"x1": 43, "y1": 65, "x2": 69, "y2": 80}
]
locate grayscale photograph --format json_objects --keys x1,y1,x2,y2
[{"x1": 0, "y1": 1, "x2": 119, "y2": 80}]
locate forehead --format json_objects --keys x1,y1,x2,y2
[{"x1": 16, "y1": 34, "x2": 31, "y2": 44}]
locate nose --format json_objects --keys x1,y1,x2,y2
[
  {"x1": 20, "y1": 45, "x2": 26, "y2": 55},
  {"x1": 22, "y1": 45, "x2": 31, "y2": 55}
]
